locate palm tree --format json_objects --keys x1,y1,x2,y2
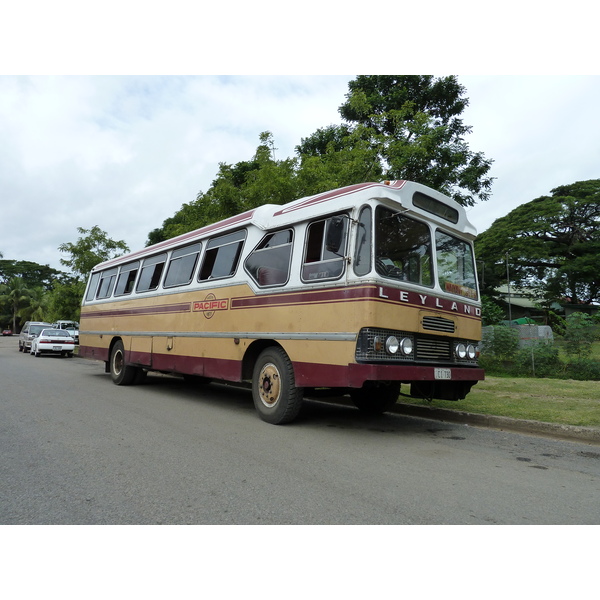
[
  {"x1": 19, "y1": 286, "x2": 49, "y2": 323},
  {"x1": 0, "y1": 277, "x2": 32, "y2": 332}
]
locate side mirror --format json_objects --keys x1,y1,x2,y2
[{"x1": 325, "y1": 216, "x2": 345, "y2": 254}]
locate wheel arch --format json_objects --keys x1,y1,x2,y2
[{"x1": 241, "y1": 339, "x2": 286, "y2": 382}]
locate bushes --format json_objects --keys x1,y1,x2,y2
[{"x1": 478, "y1": 323, "x2": 600, "y2": 380}]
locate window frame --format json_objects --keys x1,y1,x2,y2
[
  {"x1": 198, "y1": 229, "x2": 246, "y2": 282},
  {"x1": 114, "y1": 261, "x2": 140, "y2": 297},
  {"x1": 301, "y1": 214, "x2": 349, "y2": 283},
  {"x1": 96, "y1": 267, "x2": 119, "y2": 299},
  {"x1": 244, "y1": 228, "x2": 294, "y2": 288},
  {"x1": 163, "y1": 242, "x2": 202, "y2": 289},
  {"x1": 136, "y1": 253, "x2": 168, "y2": 293}
]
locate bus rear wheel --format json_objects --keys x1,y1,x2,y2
[
  {"x1": 110, "y1": 340, "x2": 139, "y2": 386},
  {"x1": 350, "y1": 381, "x2": 400, "y2": 414},
  {"x1": 252, "y1": 347, "x2": 303, "y2": 424}
]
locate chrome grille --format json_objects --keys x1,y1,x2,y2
[{"x1": 422, "y1": 315, "x2": 455, "y2": 333}]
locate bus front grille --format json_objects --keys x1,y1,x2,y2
[
  {"x1": 422, "y1": 315, "x2": 455, "y2": 333},
  {"x1": 415, "y1": 338, "x2": 451, "y2": 361}
]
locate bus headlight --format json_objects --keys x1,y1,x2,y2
[
  {"x1": 467, "y1": 344, "x2": 477, "y2": 360},
  {"x1": 455, "y1": 343, "x2": 467, "y2": 359},
  {"x1": 385, "y1": 336, "x2": 399, "y2": 354},
  {"x1": 399, "y1": 337, "x2": 413, "y2": 356}
]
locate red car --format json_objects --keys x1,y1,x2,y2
[{"x1": 2, "y1": 329, "x2": 12, "y2": 336}]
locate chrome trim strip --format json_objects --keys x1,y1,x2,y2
[{"x1": 80, "y1": 330, "x2": 357, "y2": 342}]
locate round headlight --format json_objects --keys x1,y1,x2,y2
[
  {"x1": 385, "y1": 336, "x2": 399, "y2": 354},
  {"x1": 456, "y1": 343, "x2": 467, "y2": 359},
  {"x1": 467, "y1": 344, "x2": 477, "y2": 360},
  {"x1": 400, "y1": 337, "x2": 413, "y2": 356}
]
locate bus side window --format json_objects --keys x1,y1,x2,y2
[
  {"x1": 85, "y1": 272, "x2": 101, "y2": 302},
  {"x1": 301, "y1": 216, "x2": 348, "y2": 282},
  {"x1": 114, "y1": 261, "x2": 140, "y2": 296},
  {"x1": 96, "y1": 268, "x2": 118, "y2": 299},
  {"x1": 244, "y1": 229, "x2": 293, "y2": 287},
  {"x1": 136, "y1": 253, "x2": 167, "y2": 293},
  {"x1": 164, "y1": 242, "x2": 202, "y2": 288},
  {"x1": 199, "y1": 230, "x2": 246, "y2": 281},
  {"x1": 353, "y1": 206, "x2": 372, "y2": 276}
]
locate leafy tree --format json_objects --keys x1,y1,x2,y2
[
  {"x1": 299, "y1": 75, "x2": 494, "y2": 206},
  {"x1": 0, "y1": 259, "x2": 63, "y2": 290},
  {"x1": 147, "y1": 132, "x2": 302, "y2": 244},
  {"x1": 58, "y1": 226, "x2": 130, "y2": 280},
  {"x1": 147, "y1": 77, "x2": 494, "y2": 244},
  {"x1": 562, "y1": 312, "x2": 597, "y2": 359},
  {"x1": 476, "y1": 179, "x2": 600, "y2": 306},
  {"x1": 18, "y1": 286, "x2": 48, "y2": 322},
  {"x1": 45, "y1": 279, "x2": 86, "y2": 323},
  {"x1": 0, "y1": 277, "x2": 31, "y2": 331},
  {"x1": 481, "y1": 296, "x2": 505, "y2": 326}
]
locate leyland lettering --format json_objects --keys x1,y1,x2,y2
[{"x1": 378, "y1": 287, "x2": 481, "y2": 316}]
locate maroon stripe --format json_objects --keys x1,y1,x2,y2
[{"x1": 83, "y1": 302, "x2": 191, "y2": 319}]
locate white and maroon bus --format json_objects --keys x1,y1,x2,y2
[{"x1": 79, "y1": 180, "x2": 484, "y2": 424}]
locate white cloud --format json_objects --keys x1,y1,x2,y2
[{"x1": 1, "y1": 74, "x2": 599, "y2": 275}]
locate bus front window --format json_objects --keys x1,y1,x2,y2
[
  {"x1": 375, "y1": 206, "x2": 433, "y2": 286},
  {"x1": 435, "y1": 231, "x2": 478, "y2": 300}
]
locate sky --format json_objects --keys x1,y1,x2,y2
[{"x1": 1, "y1": 4, "x2": 599, "y2": 276}]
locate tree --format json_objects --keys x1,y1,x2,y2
[
  {"x1": 0, "y1": 259, "x2": 63, "y2": 290},
  {"x1": 298, "y1": 75, "x2": 494, "y2": 207},
  {"x1": 475, "y1": 179, "x2": 600, "y2": 306},
  {"x1": 147, "y1": 77, "x2": 494, "y2": 243},
  {"x1": 44, "y1": 278, "x2": 86, "y2": 323},
  {"x1": 0, "y1": 277, "x2": 31, "y2": 332},
  {"x1": 147, "y1": 132, "x2": 302, "y2": 245},
  {"x1": 58, "y1": 226, "x2": 130, "y2": 280}
]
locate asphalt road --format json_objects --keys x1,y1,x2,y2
[{"x1": 2, "y1": 335, "x2": 600, "y2": 524}]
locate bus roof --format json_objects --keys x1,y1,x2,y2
[{"x1": 93, "y1": 180, "x2": 475, "y2": 272}]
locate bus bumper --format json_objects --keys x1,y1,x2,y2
[{"x1": 294, "y1": 362, "x2": 485, "y2": 389}]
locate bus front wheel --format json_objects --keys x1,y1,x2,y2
[
  {"x1": 350, "y1": 381, "x2": 400, "y2": 414},
  {"x1": 252, "y1": 347, "x2": 304, "y2": 424},
  {"x1": 110, "y1": 340, "x2": 138, "y2": 386}
]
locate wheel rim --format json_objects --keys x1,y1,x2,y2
[
  {"x1": 113, "y1": 349, "x2": 124, "y2": 376},
  {"x1": 257, "y1": 362, "x2": 281, "y2": 408}
]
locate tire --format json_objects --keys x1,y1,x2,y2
[
  {"x1": 350, "y1": 381, "x2": 400, "y2": 414},
  {"x1": 110, "y1": 340, "x2": 138, "y2": 385},
  {"x1": 252, "y1": 347, "x2": 303, "y2": 424}
]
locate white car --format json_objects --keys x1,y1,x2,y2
[{"x1": 30, "y1": 328, "x2": 75, "y2": 357}]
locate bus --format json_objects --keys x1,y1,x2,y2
[{"x1": 79, "y1": 180, "x2": 484, "y2": 424}]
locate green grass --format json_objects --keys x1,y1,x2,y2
[{"x1": 402, "y1": 376, "x2": 600, "y2": 428}]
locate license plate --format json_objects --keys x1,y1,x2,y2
[
  {"x1": 434, "y1": 368, "x2": 452, "y2": 380},
  {"x1": 53, "y1": 346, "x2": 61, "y2": 351}
]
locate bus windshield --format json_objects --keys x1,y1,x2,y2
[{"x1": 373, "y1": 205, "x2": 478, "y2": 299}]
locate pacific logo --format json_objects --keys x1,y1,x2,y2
[{"x1": 193, "y1": 293, "x2": 229, "y2": 319}]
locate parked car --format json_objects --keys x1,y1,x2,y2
[
  {"x1": 18, "y1": 321, "x2": 52, "y2": 352},
  {"x1": 30, "y1": 328, "x2": 75, "y2": 357},
  {"x1": 2, "y1": 328, "x2": 12, "y2": 336},
  {"x1": 52, "y1": 320, "x2": 79, "y2": 344}
]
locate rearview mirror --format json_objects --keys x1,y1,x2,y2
[{"x1": 325, "y1": 216, "x2": 345, "y2": 254}]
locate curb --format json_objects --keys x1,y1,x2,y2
[{"x1": 391, "y1": 403, "x2": 600, "y2": 446}]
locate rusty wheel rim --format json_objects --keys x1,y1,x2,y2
[{"x1": 257, "y1": 362, "x2": 281, "y2": 408}]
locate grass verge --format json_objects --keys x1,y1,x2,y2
[{"x1": 401, "y1": 376, "x2": 600, "y2": 428}]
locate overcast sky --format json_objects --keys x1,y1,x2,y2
[
  {"x1": 1, "y1": 74, "x2": 598, "y2": 274},
  {"x1": 2, "y1": 5, "x2": 598, "y2": 275}
]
